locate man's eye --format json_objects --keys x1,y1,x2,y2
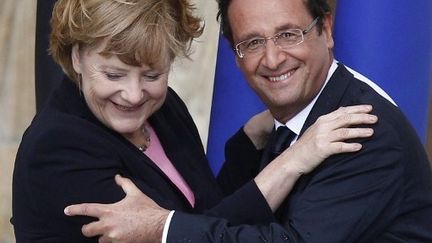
[
  {"x1": 246, "y1": 39, "x2": 264, "y2": 50},
  {"x1": 279, "y1": 31, "x2": 299, "y2": 40}
]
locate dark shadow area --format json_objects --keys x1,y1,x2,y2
[{"x1": 35, "y1": 0, "x2": 63, "y2": 112}]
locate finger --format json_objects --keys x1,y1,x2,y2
[
  {"x1": 114, "y1": 174, "x2": 142, "y2": 196},
  {"x1": 329, "y1": 113, "x2": 378, "y2": 129},
  {"x1": 331, "y1": 127, "x2": 374, "y2": 141},
  {"x1": 327, "y1": 105, "x2": 373, "y2": 121},
  {"x1": 98, "y1": 235, "x2": 112, "y2": 243},
  {"x1": 336, "y1": 105, "x2": 373, "y2": 114},
  {"x1": 64, "y1": 203, "x2": 107, "y2": 217},
  {"x1": 315, "y1": 105, "x2": 374, "y2": 124},
  {"x1": 99, "y1": 231, "x2": 122, "y2": 243},
  {"x1": 328, "y1": 142, "x2": 363, "y2": 154},
  {"x1": 313, "y1": 113, "x2": 377, "y2": 135},
  {"x1": 81, "y1": 221, "x2": 105, "y2": 238}
]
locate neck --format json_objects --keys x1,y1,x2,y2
[{"x1": 124, "y1": 125, "x2": 151, "y2": 150}]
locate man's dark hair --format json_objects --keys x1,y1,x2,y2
[{"x1": 216, "y1": 0, "x2": 331, "y2": 47}]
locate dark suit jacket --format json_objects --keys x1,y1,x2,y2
[
  {"x1": 167, "y1": 64, "x2": 432, "y2": 242},
  {"x1": 12, "y1": 78, "x2": 274, "y2": 242}
]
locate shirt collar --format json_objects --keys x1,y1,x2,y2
[{"x1": 274, "y1": 59, "x2": 338, "y2": 136}]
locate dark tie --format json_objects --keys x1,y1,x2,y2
[{"x1": 259, "y1": 126, "x2": 296, "y2": 170}]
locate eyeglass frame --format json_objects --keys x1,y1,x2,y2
[{"x1": 234, "y1": 17, "x2": 320, "y2": 59}]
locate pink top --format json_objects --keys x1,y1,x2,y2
[{"x1": 143, "y1": 124, "x2": 195, "y2": 207}]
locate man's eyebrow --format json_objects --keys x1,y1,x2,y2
[
  {"x1": 236, "y1": 31, "x2": 264, "y2": 43},
  {"x1": 274, "y1": 23, "x2": 302, "y2": 32}
]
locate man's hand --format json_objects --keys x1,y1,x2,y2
[
  {"x1": 244, "y1": 109, "x2": 274, "y2": 149},
  {"x1": 64, "y1": 175, "x2": 170, "y2": 243}
]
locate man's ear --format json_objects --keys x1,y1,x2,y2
[
  {"x1": 322, "y1": 14, "x2": 334, "y2": 49},
  {"x1": 71, "y1": 44, "x2": 82, "y2": 74}
]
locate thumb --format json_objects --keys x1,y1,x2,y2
[{"x1": 115, "y1": 174, "x2": 141, "y2": 196}]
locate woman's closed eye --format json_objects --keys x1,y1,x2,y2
[
  {"x1": 142, "y1": 73, "x2": 161, "y2": 81},
  {"x1": 104, "y1": 72, "x2": 125, "y2": 81}
]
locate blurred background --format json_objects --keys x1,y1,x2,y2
[{"x1": 1, "y1": 0, "x2": 430, "y2": 242}]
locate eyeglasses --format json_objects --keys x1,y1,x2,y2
[{"x1": 234, "y1": 17, "x2": 319, "y2": 59}]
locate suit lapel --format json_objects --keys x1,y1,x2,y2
[
  {"x1": 149, "y1": 106, "x2": 196, "y2": 184},
  {"x1": 278, "y1": 65, "x2": 357, "y2": 222},
  {"x1": 287, "y1": 64, "x2": 354, "y2": 198},
  {"x1": 300, "y1": 64, "x2": 355, "y2": 136}
]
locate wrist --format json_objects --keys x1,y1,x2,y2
[
  {"x1": 161, "y1": 211, "x2": 175, "y2": 243},
  {"x1": 144, "y1": 208, "x2": 170, "y2": 243},
  {"x1": 281, "y1": 160, "x2": 304, "y2": 179},
  {"x1": 157, "y1": 210, "x2": 170, "y2": 241},
  {"x1": 283, "y1": 143, "x2": 312, "y2": 176},
  {"x1": 255, "y1": 156, "x2": 302, "y2": 211}
]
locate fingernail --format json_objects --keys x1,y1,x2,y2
[{"x1": 64, "y1": 207, "x2": 70, "y2": 215}]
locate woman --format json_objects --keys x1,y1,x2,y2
[{"x1": 12, "y1": 0, "x2": 376, "y2": 242}]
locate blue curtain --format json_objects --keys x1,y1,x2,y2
[{"x1": 333, "y1": 0, "x2": 432, "y2": 142}]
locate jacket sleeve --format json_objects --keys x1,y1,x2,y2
[
  {"x1": 167, "y1": 211, "x2": 303, "y2": 243},
  {"x1": 166, "y1": 89, "x2": 276, "y2": 225},
  {"x1": 203, "y1": 127, "x2": 275, "y2": 225},
  {"x1": 166, "y1": 129, "x2": 300, "y2": 243},
  {"x1": 12, "y1": 120, "x2": 161, "y2": 242},
  {"x1": 217, "y1": 127, "x2": 263, "y2": 194}
]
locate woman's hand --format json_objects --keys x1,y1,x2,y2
[
  {"x1": 285, "y1": 104, "x2": 377, "y2": 175},
  {"x1": 243, "y1": 110, "x2": 274, "y2": 149},
  {"x1": 255, "y1": 105, "x2": 377, "y2": 211}
]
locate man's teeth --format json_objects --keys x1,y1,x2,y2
[{"x1": 269, "y1": 70, "x2": 294, "y2": 82}]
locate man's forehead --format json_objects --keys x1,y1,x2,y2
[{"x1": 227, "y1": 0, "x2": 311, "y2": 40}]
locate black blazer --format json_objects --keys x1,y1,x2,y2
[
  {"x1": 11, "y1": 78, "x2": 274, "y2": 242},
  {"x1": 167, "y1": 64, "x2": 432, "y2": 242}
]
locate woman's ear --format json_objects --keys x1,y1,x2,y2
[{"x1": 71, "y1": 44, "x2": 82, "y2": 74}]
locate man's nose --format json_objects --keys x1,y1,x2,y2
[{"x1": 261, "y1": 40, "x2": 285, "y2": 70}]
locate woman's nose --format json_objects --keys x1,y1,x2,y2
[{"x1": 120, "y1": 81, "x2": 143, "y2": 104}]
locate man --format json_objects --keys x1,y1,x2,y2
[{"x1": 66, "y1": 0, "x2": 432, "y2": 242}]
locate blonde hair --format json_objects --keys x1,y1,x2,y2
[{"x1": 49, "y1": 0, "x2": 203, "y2": 83}]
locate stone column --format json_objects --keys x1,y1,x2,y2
[
  {"x1": 0, "y1": 0, "x2": 36, "y2": 242},
  {"x1": 169, "y1": 0, "x2": 219, "y2": 148}
]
